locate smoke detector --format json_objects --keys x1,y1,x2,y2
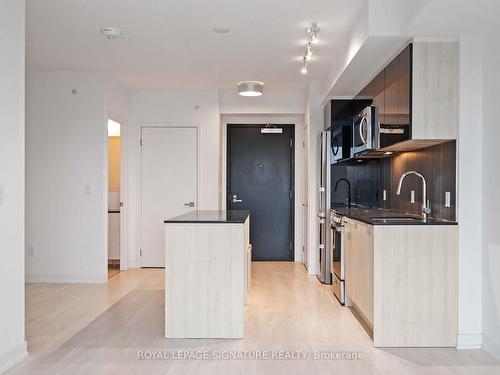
[{"x1": 100, "y1": 27, "x2": 121, "y2": 39}]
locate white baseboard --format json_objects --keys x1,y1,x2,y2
[
  {"x1": 128, "y1": 259, "x2": 139, "y2": 269},
  {"x1": 456, "y1": 333, "x2": 482, "y2": 349},
  {"x1": 26, "y1": 273, "x2": 107, "y2": 284},
  {"x1": 482, "y1": 334, "x2": 500, "y2": 360},
  {"x1": 0, "y1": 341, "x2": 28, "y2": 374}
]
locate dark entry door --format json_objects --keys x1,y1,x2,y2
[{"x1": 227, "y1": 125, "x2": 294, "y2": 261}]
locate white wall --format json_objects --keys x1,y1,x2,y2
[
  {"x1": 220, "y1": 90, "x2": 306, "y2": 114},
  {"x1": 305, "y1": 82, "x2": 324, "y2": 274},
  {"x1": 0, "y1": 0, "x2": 27, "y2": 371},
  {"x1": 456, "y1": 35, "x2": 483, "y2": 349},
  {"x1": 26, "y1": 71, "x2": 108, "y2": 283},
  {"x1": 481, "y1": 31, "x2": 500, "y2": 360},
  {"x1": 127, "y1": 90, "x2": 220, "y2": 267}
]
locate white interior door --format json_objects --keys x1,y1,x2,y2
[{"x1": 141, "y1": 127, "x2": 198, "y2": 267}]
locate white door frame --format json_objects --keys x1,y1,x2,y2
[
  {"x1": 139, "y1": 124, "x2": 200, "y2": 268},
  {"x1": 106, "y1": 112, "x2": 129, "y2": 271}
]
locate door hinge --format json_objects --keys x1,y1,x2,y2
[
  {"x1": 140, "y1": 138, "x2": 143, "y2": 146},
  {"x1": 289, "y1": 241, "x2": 292, "y2": 251},
  {"x1": 290, "y1": 138, "x2": 293, "y2": 148},
  {"x1": 289, "y1": 190, "x2": 293, "y2": 199},
  {"x1": 140, "y1": 249, "x2": 142, "y2": 256}
]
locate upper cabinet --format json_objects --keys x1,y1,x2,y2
[
  {"x1": 354, "y1": 41, "x2": 459, "y2": 152},
  {"x1": 411, "y1": 42, "x2": 459, "y2": 141}
]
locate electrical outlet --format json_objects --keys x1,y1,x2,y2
[
  {"x1": 410, "y1": 190, "x2": 415, "y2": 203},
  {"x1": 383, "y1": 189, "x2": 387, "y2": 201},
  {"x1": 26, "y1": 246, "x2": 35, "y2": 257},
  {"x1": 445, "y1": 191, "x2": 451, "y2": 207}
]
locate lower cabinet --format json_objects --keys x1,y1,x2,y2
[
  {"x1": 344, "y1": 218, "x2": 374, "y2": 328},
  {"x1": 344, "y1": 217, "x2": 458, "y2": 347}
]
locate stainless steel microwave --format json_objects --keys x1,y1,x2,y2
[{"x1": 352, "y1": 105, "x2": 410, "y2": 157}]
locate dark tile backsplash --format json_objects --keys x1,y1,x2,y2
[
  {"x1": 380, "y1": 141, "x2": 456, "y2": 221},
  {"x1": 331, "y1": 140, "x2": 457, "y2": 221},
  {"x1": 331, "y1": 161, "x2": 381, "y2": 208}
]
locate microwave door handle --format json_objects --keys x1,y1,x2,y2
[{"x1": 359, "y1": 116, "x2": 367, "y2": 144}]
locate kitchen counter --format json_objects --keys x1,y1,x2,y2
[
  {"x1": 165, "y1": 210, "x2": 249, "y2": 224},
  {"x1": 331, "y1": 205, "x2": 457, "y2": 225}
]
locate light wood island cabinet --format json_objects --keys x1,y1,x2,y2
[{"x1": 164, "y1": 210, "x2": 250, "y2": 339}]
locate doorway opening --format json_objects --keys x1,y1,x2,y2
[
  {"x1": 107, "y1": 119, "x2": 121, "y2": 278},
  {"x1": 227, "y1": 124, "x2": 294, "y2": 261}
]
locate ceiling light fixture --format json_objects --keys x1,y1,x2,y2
[
  {"x1": 301, "y1": 57, "x2": 308, "y2": 74},
  {"x1": 238, "y1": 81, "x2": 264, "y2": 97},
  {"x1": 306, "y1": 44, "x2": 313, "y2": 59},
  {"x1": 300, "y1": 23, "x2": 319, "y2": 74},
  {"x1": 100, "y1": 27, "x2": 121, "y2": 39}
]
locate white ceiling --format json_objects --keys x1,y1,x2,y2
[{"x1": 26, "y1": 0, "x2": 364, "y2": 91}]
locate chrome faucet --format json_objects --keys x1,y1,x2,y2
[{"x1": 396, "y1": 171, "x2": 432, "y2": 222}]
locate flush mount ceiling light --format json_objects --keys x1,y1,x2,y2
[
  {"x1": 100, "y1": 27, "x2": 121, "y2": 39},
  {"x1": 237, "y1": 81, "x2": 264, "y2": 97},
  {"x1": 300, "y1": 23, "x2": 320, "y2": 74}
]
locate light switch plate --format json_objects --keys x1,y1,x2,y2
[
  {"x1": 84, "y1": 184, "x2": 91, "y2": 195},
  {"x1": 445, "y1": 191, "x2": 451, "y2": 207},
  {"x1": 410, "y1": 190, "x2": 415, "y2": 203},
  {"x1": 383, "y1": 189, "x2": 387, "y2": 201},
  {"x1": 0, "y1": 185, "x2": 4, "y2": 205}
]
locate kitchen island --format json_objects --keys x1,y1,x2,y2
[{"x1": 164, "y1": 210, "x2": 250, "y2": 338}]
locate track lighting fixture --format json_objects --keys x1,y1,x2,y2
[
  {"x1": 300, "y1": 23, "x2": 319, "y2": 74},
  {"x1": 301, "y1": 57, "x2": 308, "y2": 74}
]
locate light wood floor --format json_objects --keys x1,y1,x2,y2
[
  {"x1": 107, "y1": 267, "x2": 120, "y2": 279},
  {"x1": 8, "y1": 262, "x2": 499, "y2": 374}
]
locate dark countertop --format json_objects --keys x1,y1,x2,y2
[
  {"x1": 165, "y1": 210, "x2": 250, "y2": 224},
  {"x1": 331, "y1": 205, "x2": 457, "y2": 226},
  {"x1": 108, "y1": 209, "x2": 120, "y2": 214}
]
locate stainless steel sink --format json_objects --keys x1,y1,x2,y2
[{"x1": 369, "y1": 216, "x2": 424, "y2": 223}]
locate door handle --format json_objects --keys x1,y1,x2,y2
[
  {"x1": 184, "y1": 202, "x2": 195, "y2": 207},
  {"x1": 232, "y1": 195, "x2": 242, "y2": 203}
]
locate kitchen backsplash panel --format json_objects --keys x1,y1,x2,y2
[
  {"x1": 331, "y1": 161, "x2": 381, "y2": 208},
  {"x1": 331, "y1": 140, "x2": 456, "y2": 222},
  {"x1": 380, "y1": 140, "x2": 456, "y2": 221}
]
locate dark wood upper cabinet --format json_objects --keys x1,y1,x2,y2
[
  {"x1": 398, "y1": 45, "x2": 411, "y2": 131},
  {"x1": 357, "y1": 67, "x2": 385, "y2": 125},
  {"x1": 355, "y1": 44, "x2": 412, "y2": 131}
]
